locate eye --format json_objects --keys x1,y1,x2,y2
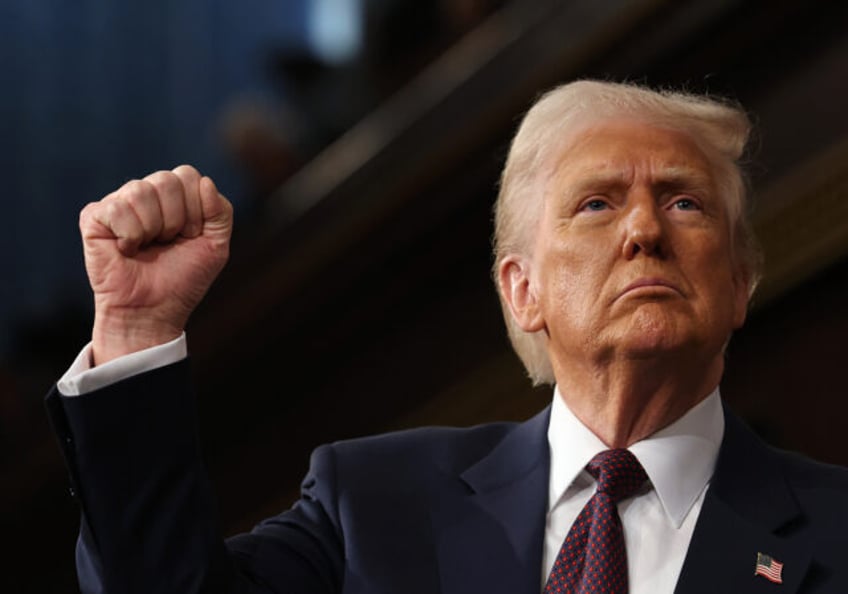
[
  {"x1": 672, "y1": 197, "x2": 701, "y2": 211},
  {"x1": 581, "y1": 198, "x2": 609, "y2": 212}
]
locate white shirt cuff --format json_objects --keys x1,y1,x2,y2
[{"x1": 57, "y1": 333, "x2": 188, "y2": 396}]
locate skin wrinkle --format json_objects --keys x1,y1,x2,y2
[
  {"x1": 537, "y1": 116, "x2": 738, "y2": 242},
  {"x1": 501, "y1": 120, "x2": 750, "y2": 447},
  {"x1": 494, "y1": 83, "x2": 760, "y2": 388}
]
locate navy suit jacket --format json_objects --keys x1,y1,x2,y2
[{"x1": 47, "y1": 359, "x2": 848, "y2": 593}]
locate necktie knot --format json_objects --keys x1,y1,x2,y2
[{"x1": 587, "y1": 449, "x2": 647, "y2": 503}]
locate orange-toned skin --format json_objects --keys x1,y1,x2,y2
[{"x1": 499, "y1": 121, "x2": 749, "y2": 447}]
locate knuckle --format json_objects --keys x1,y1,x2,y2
[
  {"x1": 79, "y1": 202, "x2": 96, "y2": 230},
  {"x1": 149, "y1": 170, "x2": 182, "y2": 196},
  {"x1": 173, "y1": 164, "x2": 202, "y2": 195},
  {"x1": 173, "y1": 163, "x2": 200, "y2": 178},
  {"x1": 104, "y1": 199, "x2": 124, "y2": 220},
  {"x1": 122, "y1": 180, "x2": 150, "y2": 207},
  {"x1": 79, "y1": 201, "x2": 96, "y2": 219}
]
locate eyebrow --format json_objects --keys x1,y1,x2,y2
[
  {"x1": 566, "y1": 165, "x2": 714, "y2": 194},
  {"x1": 653, "y1": 166, "x2": 714, "y2": 190}
]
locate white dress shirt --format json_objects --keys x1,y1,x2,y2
[
  {"x1": 58, "y1": 336, "x2": 724, "y2": 593},
  {"x1": 57, "y1": 334, "x2": 186, "y2": 396},
  {"x1": 545, "y1": 386, "x2": 724, "y2": 593}
]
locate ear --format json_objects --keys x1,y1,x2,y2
[
  {"x1": 497, "y1": 255, "x2": 546, "y2": 333},
  {"x1": 730, "y1": 263, "x2": 751, "y2": 329}
]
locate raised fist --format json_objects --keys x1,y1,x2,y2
[{"x1": 79, "y1": 165, "x2": 233, "y2": 364}]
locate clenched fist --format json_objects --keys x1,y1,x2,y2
[{"x1": 80, "y1": 165, "x2": 233, "y2": 365}]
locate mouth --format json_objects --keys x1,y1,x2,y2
[{"x1": 615, "y1": 278, "x2": 683, "y2": 300}]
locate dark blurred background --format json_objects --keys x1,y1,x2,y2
[{"x1": 2, "y1": 0, "x2": 846, "y2": 590}]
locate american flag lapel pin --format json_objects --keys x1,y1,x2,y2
[{"x1": 755, "y1": 552, "x2": 784, "y2": 584}]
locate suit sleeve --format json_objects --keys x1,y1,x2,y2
[{"x1": 45, "y1": 359, "x2": 344, "y2": 594}]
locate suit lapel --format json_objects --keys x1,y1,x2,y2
[
  {"x1": 674, "y1": 406, "x2": 811, "y2": 593},
  {"x1": 432, "y1": 407, "x2": 551, "y2": 594}
]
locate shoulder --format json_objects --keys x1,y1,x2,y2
[
  {"x1": 284, "y1": 420, "x2": 523, "y2": 504},
  {"x1": 299, "y1": 406, "x2": 551, "y2": 508},
  {"x1": 772, "y1": 446, "x2": 848, "y2": 504},
  {"x1": 314, "y1": 421, "x2": 521, "y2": 481},
  {"x1": 723, "y1": 407, "x2": 848, "y2": 503},
  {"x1": 736, "y1": 420, "x2": 848, "y2": 546},
  {"x1": 770, "y1": 447, "x2": 848, "y2": 587}
]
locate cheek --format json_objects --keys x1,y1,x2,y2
[
  {"x1": 697, "y1": 242, "x2": 737, "y2": 284},
  {"x1": 677, "y1": 229, "x2": 732, "y2": 271},
  {"x1": 538, "y1": 246, "x2": 607, "y2": 319},
  {"x1": 686, "y1": 240, "x2": 740, "y2": 317}
]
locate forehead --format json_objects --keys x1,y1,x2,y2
[{"x1": 549, "y1": 119, "x2": 716, "y2": 187}]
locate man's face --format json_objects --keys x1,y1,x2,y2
[{"x1": 524, "y1": 119, "x2": 749, "y2": 371}]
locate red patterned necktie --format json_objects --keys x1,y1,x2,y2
[{"x1": 544, "y1": 449, "x2": 648, "y2": 594}]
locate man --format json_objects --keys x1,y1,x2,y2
[{"x1": 48, "y1": 80, "x2": 848, "y2": 593}]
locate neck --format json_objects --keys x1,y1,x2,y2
[{"x1": 552, "y1": 351, "x2": 724, "y2": 448}]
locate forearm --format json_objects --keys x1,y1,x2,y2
[
  {"x1": 48, "y1": 359, "x2": 342, "y2": 594},
  {"x1": 49, "y1": 360, "x2": 236, "y2": 593}
]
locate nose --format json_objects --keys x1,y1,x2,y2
[{"x1": 621, "y1": 196, "x2": 665, "y2": 259}]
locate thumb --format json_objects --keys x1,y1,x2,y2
[{"x1": 200, "y1": 176, "x2": 233, "y2": 235}]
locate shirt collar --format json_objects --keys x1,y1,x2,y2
[{"x1": 547, "y1": 386, "x2": 724, "y2": 529}]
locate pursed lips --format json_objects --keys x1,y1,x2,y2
[{"x1": 614, "y1": 277, "x2": 684, "y2": 301}]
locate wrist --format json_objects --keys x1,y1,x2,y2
[{"x1": 91, "y1": 308, "x2": 184, "y2": 366}]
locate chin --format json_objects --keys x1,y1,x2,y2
[
  {"x1": 619, "y1": 336, "x2": 684, "y2": 360},
  {"x1": 615, "y1": 308, "x2": 690, "y2": 358}
]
